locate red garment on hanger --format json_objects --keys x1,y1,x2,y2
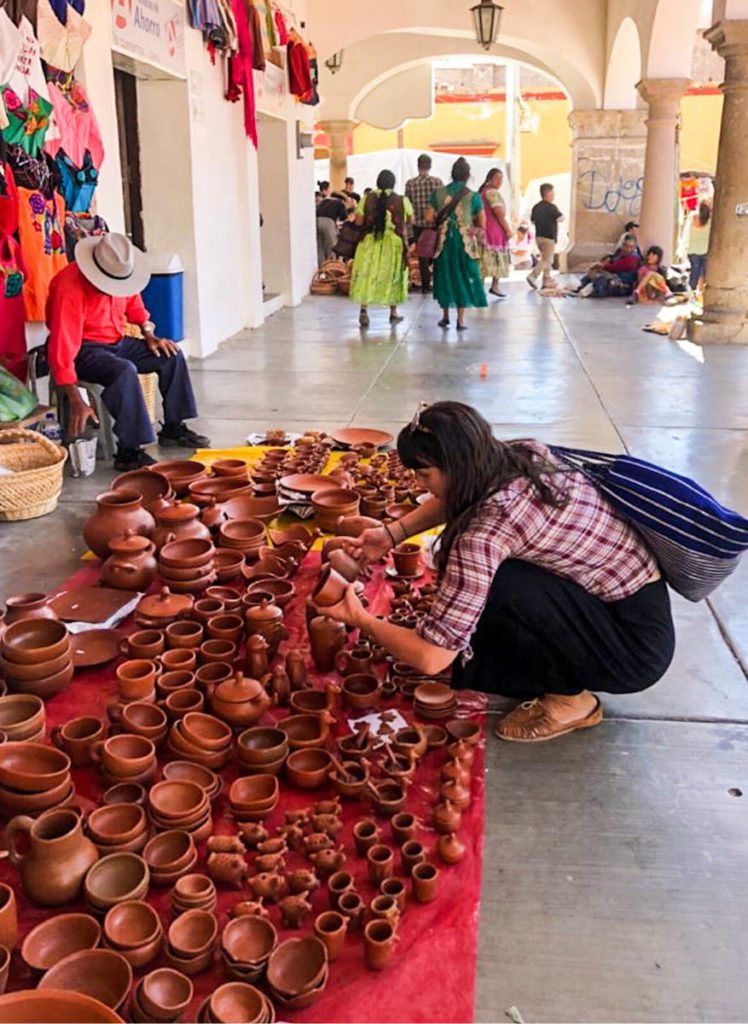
[
  {"x1": 228, "y1": 0, "x2": 258, "y2": 147},
  {"x1": 287, "y1": 36, "x2": 312, "y2": 99},
  {"x1": 247, "y1": 0, "x2": 265, "y2": 71},
  {"x1": 0, "y1": 231, "x2": 28, "y2": 382},
  {"x1": 273, "y1": 8, "x2": 288, "y2": 45},
  {"x1": 0, "y1": 162, "x2": 19, "y2": 236}
]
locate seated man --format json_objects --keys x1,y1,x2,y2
[
  {"x1": 575, "y1": 233, "x2": 642, "y2": 297},
  {"x1": 46, "y1": 233, "x2": 209, "y2": 471}
]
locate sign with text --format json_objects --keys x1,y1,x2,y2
[{"x1": 111, "y1": 0, "x2": 186, "y2": 78}]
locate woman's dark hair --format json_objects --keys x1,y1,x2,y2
[
  {"x1": 397, "y1": 402, "x2": 569, "y2": 575},
  {"x1": 646, "y1": 244, "x2": 664, "y2": 264},
  {"x1": 451, "y1": 158, "x2": 471, "y2": 183},
  {"x1": 698, "y1": 199, "x2": 711, "y2": 225},
  {"x1": 373, "y1": 169, "x2": 396, "y2": 239},
  {"x1": 481, "y1": 167, "x2": 502, "y2": 190},
  {"x1": 318, "y1": 180, "x2": 330, "y2": 192}
]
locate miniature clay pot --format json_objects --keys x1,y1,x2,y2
[
  {"x1": 161, "y1": 688, "x2": 204, "y2": 720},
  {"x1": 335, "y1": 647, "x2": 374, "y2": 677},
  {"x1": 440, "y1": 779, "x2": 471, "y2": 810},
  {"x1": 411, "y1": 862, "x2": 439, "y2": 903},
  {"x1": 367, "y1": 844, "x2": 395, "y2": 884},
  {"x1": 437, "y1": 832, "x2": 467, "y2": 865},
  {"x1": 92, "y1": 734, "x2": 156, "y2": 779},
  {"x1": 87, "y1": 803, "x2": 147, "y2": 849},
  {"x1": 115, "y1": 660, "x2": 157, "y2": 702},
  {"x1": 313, "y1": 911, "x2": 347, "y2": 962},
  {"x1": 337, "y1": 890, "x2": 365, "y2": 930},
  {"x1": 101, "y1": 532, "x2": 158, "y2": 591},
  {"x1": 366, "y1": 779, "x2": 409, "y2": 816},
  {"x1": 112, "y1": 468, "x2": 172, "y2": 514},
  {"x1": 364, "y1": 919, "x2": 397, "y2": 971},
  {"x1": 390, "y1": 812, "x2": 418, "y2": 846},
  {"x1": 433, "y1": 799, "x2": 463, "y2": 834},
  {"x1": 161, "y1": 648, "x2": 197, "y2": 673},
  {"x1": 380, "y1": 876, "x2": 406, "y2": 912},
  {"x1": 327, "y1": 870, "x2": 354, "y2": 910},
  {"x1": 327, "y1": 548, "x2": 362, "y2": 583},
  {"x1": 370, "y1": 893, "x2": 400, "y2": 929},
  {"x1": 308, "y1": 616, "x2": 346, "y2": 672},
  {"x1": 51, "y1": 716, "x2": 106, "y2": 768},
  {"x1": 208, "y1": 671, "x2": 271, "y2": 729},
  {"x1": 139, "y1": 968, "x2": 194, "y2": 1021},
  {"x1": 445, "y1": 719, "x2": 482, "y2": 746},
  {"x1": 266, "y1": 935, "x2": 327, "y2": 998},
  {"x1": 84, "y1": 491, "x2": 155, "y2": 559},
  {"x1": 4, "y1": 593, "x2": 57, "y2": 624},
  {"x1": 165, "y1": 620, "x2": 204, "y2": 650},
  {"x1": 285, "y1": 748, "x2": 333, "y2": 789},
  {"x1": 400, "y1": 839, "x2": 426, "y2": 876},
  {"x1": 352, "y1": 819, "x2": 381, "y2": 856},
  {"x1": 124, "y1": 630, "x2": 165, "y2": 661},
  {"x1": 391, "y1": 542, "x2": 421, "y2": 577},
  {"x1": 341, "y1": 673, "x2": 382, "y2": 711},
  {"x1": 119, "y1": 701, "x2": 168, "y2": 743},
  {"x1": 5, "y1": 807, "x2": 99, "y2": 906}
]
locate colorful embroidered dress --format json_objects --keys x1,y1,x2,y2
[
  {"x1": 480, "y1": 186, "x2": 510, "y2": 280},
  {"x1": 350, "y1": 190, "x2": 412, "y2": 307},
  {"x1": 430, "y1": 183, "x2": 487, "y2": 309}
]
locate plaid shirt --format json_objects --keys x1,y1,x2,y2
[
  {"x1": 417, "y1": 443, "x2": 658, "y2": 660},
  {"x1": 405, "y1": 173, "x2": 444, "y2": 227}
]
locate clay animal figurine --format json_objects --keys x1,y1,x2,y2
[
  {"x1": 231, "y1": 899, "x2": 269, "y2": 919},
  {"x1": 238, "y1": 823, "x2": 269, "y2": 849},
  {"x1": 207, "y1": 835, "x2": 245, "y2": 855},
  {"x1": 311, "y1": 814, "x2": 344, "y2": 839},
  {"x1": 207, "y1": 852, "x2": 249, "y2": 888},
  {"x1": 309, "y1": 847, "x2": 346, "y2": 880},
  {"x1": 279, "y1": 892, "x2": 313, "y2": 929},
  {"x1": 245, "y1": 635, "x2": 270, "y2": 681},
  {"x1": 314, "y1": 797, "x2": 342, "y2": 816},
  {"x1": 287, "y1": 869, "x2": 320, "y2": 895},
  {"x1": 254, "y1": 852, "x2": 286, "y2": 874},
  {"x1": 256, "y1": 837, "x2": 287, "y2": 856},
  {"x1": 285, "y1": 650, "x2": 308, "y2": 691},
  {"x1": 303, "y1": 832, "x2": 334, "y2": 856},
  {"x1": 286, "y1": 809, "x2": 311, "y2": 828},
  {"x1": 263, "y1": 666, "x2": 291, "y2": 707},
  {"x1": 248, "y1": 871, "x2": 285, "y2": 903},
  {"x1": 276, "y1": 823, "x2": 304, "y2": 851}
]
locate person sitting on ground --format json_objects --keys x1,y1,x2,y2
[
  {"x1": 46, "y1": 232, "x2": 210, "y2": 472},
  {"x1": 632, "y1": 245, "x2": 671, "y2": 303},
  {"x1": 613, "y1": 221, "x2": 642, "y2": 259},
  {"x1": 510, "y1": 223, "x2": 534, "y2": 270},
  {"x1": 575, "y1": 233, "x2": 642, "y2": 297}
]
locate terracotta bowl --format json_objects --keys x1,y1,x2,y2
[
  {"x1": 159, "y1": 650, "x2": 197, "y2": 674},
  {"x1": 445, "y1": 719, "x2": 482, "y2": 745},
  {"x1": 21, "y1": 913, "x2": 102, "y2": 974},
  {"x1": 102, "y1": 782, "x2": 147, "y2": 807},
  {"x1": 119, "y1": 702, "x2": 168, "y2": 740},
  {"x1": 157, "y1": 669, "x2": 196, "y2": 695},
  {"x1": 159, "y1": 539, "x2": 215, "y2": 570},
  {"x1": 188, "y1": 478, "x2": 252, "y2": 505},
  {"x1": 247, "y1": 578, "x2": 295, "y2": 608},
  {"x1": 237, "y1": 726, "x2": 288, "y2": 765},
  {"x1": 103, "y1": 900, "x2": 161, "y2": 951},
  {"x1": 342, "y1": 673, "x2": 382, "y2": 711},
  {"x1": 221, "y1": 915, "x2": 278, "y2": 966},
  {"x1": 0, "y1": 694, "x2": 45, "y2": 738},
  {"x1": 221, "y1": 495, "x2": 280, "y2": 524},
  {"x1": 241, "y1": 590, "x2": 276, "y2": 612},
  {"x1": 285, "y1": 748, "x2": 333, "y2": 789},
  {"x1": 229, "y1": 774, "x2": 279, "y2": 810},
  {"x1": 139, "y1": 968, "x2": 194, "y2": 1021},
  {"x1": 277, "y1": 714, "x2": 328, "y2": 751},
  {"x1": 0, "y1": 741, "x2": 70, "y2": 792},
  {"x1": 198, "y1": 639, "x2": 236, "y2": 665},
  {"x1": 0, "y1": 989, "x2": 124, "y2": 1023},
  {"x1": 211, "y1": 459, "x2": 249, "y2": 479},
  {"x1": 0, "y1": 648, "x2": 70, "y2": 681},
  {"x1": 10, "y1": 661, "x2": 74, "y2": 699},
  {"x1": 143, "y1": 830, "x2": 195, "y2": 873},
  {"x1": 96, "y1": 735, "x2": 156, "y2": 778},
  {"x1": 214, "y1": 550, "x2": 245, "y2": 579},
  {"x1": 124, "y1": 630, "x2": 165, "y2": 660},
  {"x1": 311, "y1": 487, "x2": 359, "y2": 510},
  {"x1": 162, "y1": 760, "x2": 219, "y2": 794},
  {"x1": 112, "y1": 469, "x2": 172, "y2": 510},
  {"x1": 165, "y1": 621, "x2": 204, "y2": 649},
  {"x1": 266, "y1": 935, "x2": 328, "y2": 998},
  {"x1": 288, "y1": 690, "x2": 328, "y2": 715},
  {"x1": 162, "y1": 689, "x2": 205, "y2": 720},
  {"x1": 87, "y1": 803, "x2": 147, "y2": 846},
  {"x1": 0, "y1": 773, "x2": 72, "y2": 814},
  {"x1": 158, "y1": 563, "x2": 216, "y2": 585},
  {"x1": 194, "y1": 662, "x2": 233, "y2": 691},
  {"x1": 1, "y1": 619, "x2": 70, "y2": 665},
  {"x1": 167, "y1": 909, "x2": 218, "y2": 957},
  {"x1": 174, "y1": 873, "x2": 215, "y2": 905},
  {"x1": 180, "y1": 712, "x2": 232, "y2": 752},
  {"x1": 210, "y1": 982, "x2": 267, "y2": 1023},
  {"x1": 148, "y1": 780, "x2": 207, "y2": 821},
  {"x1": 84, "y1": 853, "x2": 150, "y2": 910},
  {"x1": 38, "y1": 948, "x2": 133, "y2": 1011}
]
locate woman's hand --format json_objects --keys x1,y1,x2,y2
[
  {"x1": 342, "y1": 526, "x2": 394, "y2": 565},
  {"x1": 313, "y1": 584, "x2": 366, "y2": 628}
]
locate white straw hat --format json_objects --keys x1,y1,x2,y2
[{"x1": 75, "y1": 233, "x2": 151, "y2": 297}]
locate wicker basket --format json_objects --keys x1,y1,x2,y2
[
  {"x1": 0, "y1": 429, "x2": 68, "y2": 522},
  {"x1": 310, "y1": 271, "x2": 339, "y2": 296}
]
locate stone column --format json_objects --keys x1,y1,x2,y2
[
  {"x1": 690, "y1": 20, "x2": 748, "y2": 345},
  {"x1": 566, "y1": 109, "x2": 647, "y2": 270},
  {"x1": 636, "y1": 78, "x2": 691, "y2": 264},
  {"x1": 318, "y1": 119, "x2": 355, "y2": 191}
]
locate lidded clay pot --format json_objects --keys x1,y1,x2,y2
[
  {"x1": 308, "y1": 616, "x2": 346, "y2": 673},
  {"x1": 151, "y1": 503, "x2": 211, "y2": 552},
  {"x1": 245, "y1": 599, "x2": 287, "y2": 655},
  {"x1": 83, "y1": 491, "x2": 155, "y2": 559},
  {"x1": 432, "y1": 799, "x2": 462, "y2": 834},
  {"x1": 100, "y1": 531, "x2": 158, "y2": 592},
  {"x1": 208, "y1": 671, "x2": 271, "y2": 728},
  {"x1": 437, "y1": 832, "x2": 466, "y2": 865}
]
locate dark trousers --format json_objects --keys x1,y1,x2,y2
[
  {"x1": 412, "y1": 226, "x2": 433, "y2": 291},
  {"x1": 73, "y1": 338, "x2": 198, "y2": 449},
  {"x1": 452, "y1": 560, "x2": 675, "y2": 699},
  {"x1": 688, "y1": 253, "x2": 707, "y2": 289}
]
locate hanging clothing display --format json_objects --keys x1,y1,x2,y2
[
  {"x1": 6, "y1": 16, "x2": 59, "y2": 144},
  {"x1": 44, "y1": 72, "x2": 104, "y2": 168},
  {"x1": 0, "y1": 9, "x2": 23, "y2": 131},
  {"x1": 6, "y1": 145, "x2": 54, "y2": 193},
  {"x1": 63, "y1": 208, "x2": 107, "y2": 260},
  {"x1": 17, "y1": 184, "x2": 67, "y2": 321},
  {"x1": 37, "y1": 0, "x2": 92, "y2": 74},
  {"x1": 302, "y1": 38, "x2": 319, "y2": 107},
  {"x1": 248, "y1": 1, "x2": 266, "y2": 71},
  {"x1": 227, "y1": 0, "x2": 258, "y2": 147},
  {"x1": 0, "y1": 158, "x2": 19, "y2": 239},
  {"x1": 287, "y1": 31, "x2": 312, "y2": 100},
  {"x1": 1, "y1": 86, "x2": 54, "y2": 157},
  {"x1": 273, "y1": 7, "x2": 288, "y2": 44},
  {"x1": 0, "y1": 231, "x2": 28, "y2": 382},
  {"x1": 55, "y1": 148, "x2": 97, "y2": 212}
]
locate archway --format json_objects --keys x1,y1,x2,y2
[{"x1": 604, "y1": 17, "x2": 642, "y2": 110}]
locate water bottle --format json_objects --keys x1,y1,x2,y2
[{"x1": 41, "y1": 411, "x2": 62, "y2": 444}]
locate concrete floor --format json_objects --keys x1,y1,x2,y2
[{"x1": 3, "y1": 282, "x2": 748, "y2": 1022}]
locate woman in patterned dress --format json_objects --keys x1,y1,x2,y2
[{"x1": 479, "y1": 167, "x2": 512, "y2": 298}]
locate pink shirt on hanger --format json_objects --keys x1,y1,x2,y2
[{"x1": 44, "y1": 79, "x2": 104, "y2": 168}]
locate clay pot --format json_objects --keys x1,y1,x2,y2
[
  {"x1": 433, "y1": 799, "x2": 463, "y2": 834},
  {"x1": 123, "y1": 630, "x2": 165, "y2": 660},
  {"x1": 0, "y1": 888, "x2": 16, "y2": 954},
  {"x1": 237, "y1": 726, "x2": 288, "y2": 768},
  {"x1": 311, "y1": 565, "x2": 349, "y2": 608},
  {"x1": 112, "y1": 469, "x2": 172, "y2": 514},
  {"x1": 5, "y1": 807, "x2": 99, "y2": 906},
  {"x1": 440, "y1": 779, "x2": 471, "y2": 810},
  {"x1": 401, "y1": 839, "x2": 426, "y2": 876},
  {"x1": 327, "y1": 869, "x2": 354, "y2": 910},
  {"x1": 139, "y1": 968, "x2": 194, "y2": 1021},
  {"x1": 208, "y1": 671, "x2": 271, "y2": 729},
  {"x1": 4, "y1": 593, "x2": 57, "y2": 624},
  {"x1": 380, "y1": 876, "x2": 406, "y2": 912},
  {"x1": 0, "y1": 694, "x2": 45, "y2": 741},
  {"x1": 313, "y1": 911, "x2": 347, "y2": 962},
  {"x1": 164, "y1": 621, "x2": 203, "y2": 651},
  {"x1": 285, "y1": 748, "x2": 333, "y2": 789},
  {"x1": 392, "y1": 726, "x2": 428, "y2": 762},
  {"x1": 116, "y1": 660, "x2": 157, "y2": 702},
  {"x1": 21, "y1": 912, "x2": 101, "y2": 974},
  {"x1": 93, "y1": 733, "x2": 157, "y2": 779},
  {"x1": 390, "y1": 812, "x2": 418, "y2": 846},
  {"x1": 411, "y1": 861, "x2": 439, "y2": 903},
  {"x1": 391, "y1": 542, "x2": 421, "y2": 577},
  {"x1": 278, "y1": 713, "x2": 331, "y2": 751},
  {"x1": 207, "y1": 614, "x2": 244, "y2": 645},
  {"x1": 212, "y1": 458, "x2": 249, "y2": 479},
  {"x1": 437, "y1": 832, "x2": 466, "y2": 865},
  {"x1": 84, "y1": 491, "x2": 155, "y2": 559},
  {"x1": 337, "y1": 890, "x2": 365, "y2": 929},
  {"x1": 367, "y1": 844, "x2": 395, "y2": 884},
  {"x1": 342, "y1": 673, "x2": 382, "y2": 711},
  {"x1": 308, "y1": 616, "x2": 346, "y2": 672},
  {"x1": 327, "y1": 548, "x2": 362, "y2": 583},
  {"x1": 445, "y1": 719, "x2": 482, "y2": 746},
  {"x1": 51, "y1": 716, "x2": 106, "y2": 768},
  {"x1": 103, "y1": 899, "x2": 161, "y2": 952},
  {"x1": 364, "y1": 919, "x2": 396, "y2": 971},
  {"x1": 352, "y1": 819, "x2": 381, "y2": 856},
  {"x1": 370, "y1": 893, "x2": 401, "y2": 929},
  {"x1": 199, "y1": 638, "x2": 236, "y2": 666},
  {"x1": 245, "y1": 600, "x2": 286, "y2": 656},
  {"x1": 266, "y1": 935, "x2": 327, "y2": 997},
  {"x1": 101, "y1": 532, "x2": 158, "y2": 591},
  {"x1": 336, "y1": 648, "x2": 374, "y2": 677},
  {"x1": 157, "y1": 669, "x2": 196, "y2": 698},
  {"x1": 151, "y1": 503, "x2": 211, "y2": 552},
  {"x1": 366, "y1": 779, "x2": 409, "y2": 816},
  {"x1": 180, "y1": 712, "x2": 233, "y2": 751},
  {"x1": 162, "y1": 688, "x2": 204, "y2": 720},
  {"x1": 161, "y1": 649, "x2": 197, "y2": 674},
  {"x1": 119, "y1": 701, "x2": 168, "y2": 743}
]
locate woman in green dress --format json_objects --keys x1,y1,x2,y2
[
  {"x1": 427, "y1": 157, "x2": 487, "y2": 330},
  {"x1": 350, "y1": 170, "x2": 413, "y2": 328}
]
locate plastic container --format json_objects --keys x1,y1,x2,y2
[
  {"x1": 142, "y1": 252, "x2": 184, "y2": 342},
  {"x1": 41, "y1": 412, "x2": 62, "y2": 444}
]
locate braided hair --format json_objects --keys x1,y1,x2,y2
[{"x1": 373, "y1": 170, "x2": 396, "y2": 239}]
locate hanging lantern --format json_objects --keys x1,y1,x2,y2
[
  {"x1": 470, "y1": 1, "x2": 503, "y2": 50},
  {"x1": 325, "y1": 50, "x2": 344, "y2": 75}
]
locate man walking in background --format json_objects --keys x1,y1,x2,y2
[
  {"x1": 406, "y1": 153, "x2": 443, "y2": 294},
  {"x1": 528, "y1": 182, "x2": 563, "y2": 290}
]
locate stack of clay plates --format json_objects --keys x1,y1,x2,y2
[
  {"x1": 277, "y1": 474, "x2": 335, "y2": 519},
  {"x1": 413, "y1": 682, "x2": 457, "y2": 720}
]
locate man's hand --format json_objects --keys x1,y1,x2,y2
[
  {"x1": 143, "y1": 332, "x2": 180, "y2": 358},
  {"x1": 60, "y1": 385, "x2": 99, "y2": 439}
]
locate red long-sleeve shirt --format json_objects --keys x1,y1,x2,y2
[
  {"x1": 45, "y1": 263, "x2": 149, "y2": 385},
  {"x1": 601, "y1": 253, "x2": 641, "y2": 274}
]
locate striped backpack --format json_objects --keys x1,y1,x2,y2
[{"x1": 550, "y1": 446, "x2": 748, "y2": 601}]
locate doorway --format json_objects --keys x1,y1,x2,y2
[
  {"x1": 257, "y1": 113, "x2": 292, "y2": 313},
  {"x1": 113, "y1": 68, "x2": 145, "y2": 249}
]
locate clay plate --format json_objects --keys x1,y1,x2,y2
[
  {"x1": 385, "y1": 565, "x2": 424, "y2": 581},
  {"x1": 278, "y1": 475, "x2": 336, "y2": 497},
  {"x1": 330, "y1": 428, "x2": 393, "y2": 449},
  {"x1": 49, "y1": 588, "x2": 137, "y2": 625},
  {"x1": 71, "y1": 629, "x2": 123, "y2": 669}
]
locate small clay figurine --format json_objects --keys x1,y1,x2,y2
[
  {"x1": 279, "y1": 891, "x2": 313, "y2": 929},
  {"x1": 285, "y1": 650, "x2": 308, "y2": 691},
  {"x1": 248, "y1": 871, "x2": 285, "y2": 903},
  {"x1": 207, "y1": 835, "x2": 245, "y2": 855},
  {"x1": 304, "y1": 832, "x2": 334, "y2": 856},
  {"x1": 309, "y1": 847, "x2": 346, "y2": 879},
  {"x1": 264, "y1": 666, "x2": 291, "y2": 707},
  {"x1": 314, "y1": 797, "x2": 342, "y2": 816},
  {"x1": 231, "y1": 899, "x2": 269, "y2": 919},
  {"x1": 286, "y1": 808, "x2": 311, "y2": 827},
  {"x1": 238, "y1": 823, "x2": 269, "y2": 848},
  {"x1": 245, "y1": 635, "x2": 270, "y2": 681},
  {"x1": 254, "y1": 851, "x2": 286, "y2": 874},
  {"x1": 276, "y1": 823, "x2": 304, "y2": 851},
  {"x1": 207, "y1": 853, "x2": 249, "y2": 888},
  {"x1": 311, "y1": 814, "x2": 344, "y2": 839},
  {"x1": 287, "y1": 868, "x2": 321, "y2": 895},
  {"x1": 256, "y1": 837, "x2": 287, "y2": 856}
]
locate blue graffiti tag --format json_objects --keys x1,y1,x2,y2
[{"x1": 579, "y1": 169, "x2": 643, "y2": 216}]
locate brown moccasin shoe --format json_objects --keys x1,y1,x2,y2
[{"x1": 495, "y1": 696, "x2": 603, "y2": 743}]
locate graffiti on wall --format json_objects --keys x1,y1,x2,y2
[{"x1": 579, "y1": 168, "x2": 643, "y2": 216}]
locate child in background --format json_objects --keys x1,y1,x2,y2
[{"x1": 632, "y1": 245, "x2": 671, "y2": 303}]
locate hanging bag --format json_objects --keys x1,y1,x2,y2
[
  {"x1": 551, "y1": 445, "x2": 748, "y2": 601},
  {"x1": 416, "y1": 186, "x2": 469, "y2": 260}
]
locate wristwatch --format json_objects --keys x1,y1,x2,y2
[{"x1": 142, "y1": 320, "x2": 156, "y2": 336}]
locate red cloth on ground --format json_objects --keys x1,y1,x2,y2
[
  {"x1": 0, "y1": 553, "x2": 486, "y2": 1023},
  {"x1": 45, "y1": 262, "x2": 148, "y2": 385}
]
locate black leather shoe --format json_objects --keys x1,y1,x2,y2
[
  {"x1": 113, "y1": 447, "x2": 157, "y2": 471},
  {"x1": 158, "y1": 423, "x2": 211, "y2": 449}
]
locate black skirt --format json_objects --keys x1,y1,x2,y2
[{"x1": 451, "y1": 559, "x2": 675, "y2": 699}]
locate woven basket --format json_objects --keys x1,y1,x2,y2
[
  {"x1": 139, "y1": 372, "x2": 158, "y2": 424},
  {"x1": 320, "y1": 259, "x2": 349, "y2": 280},
  {"x1": 310, "y1": 272, "x2": 339, "y2": 296},
  {"x1": 0, "y1": 429, "x2": 67, "y2": 522}
]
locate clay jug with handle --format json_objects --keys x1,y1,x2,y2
[{"x1": 4, "y1": 807, "x2": 99, "y2": 906}]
